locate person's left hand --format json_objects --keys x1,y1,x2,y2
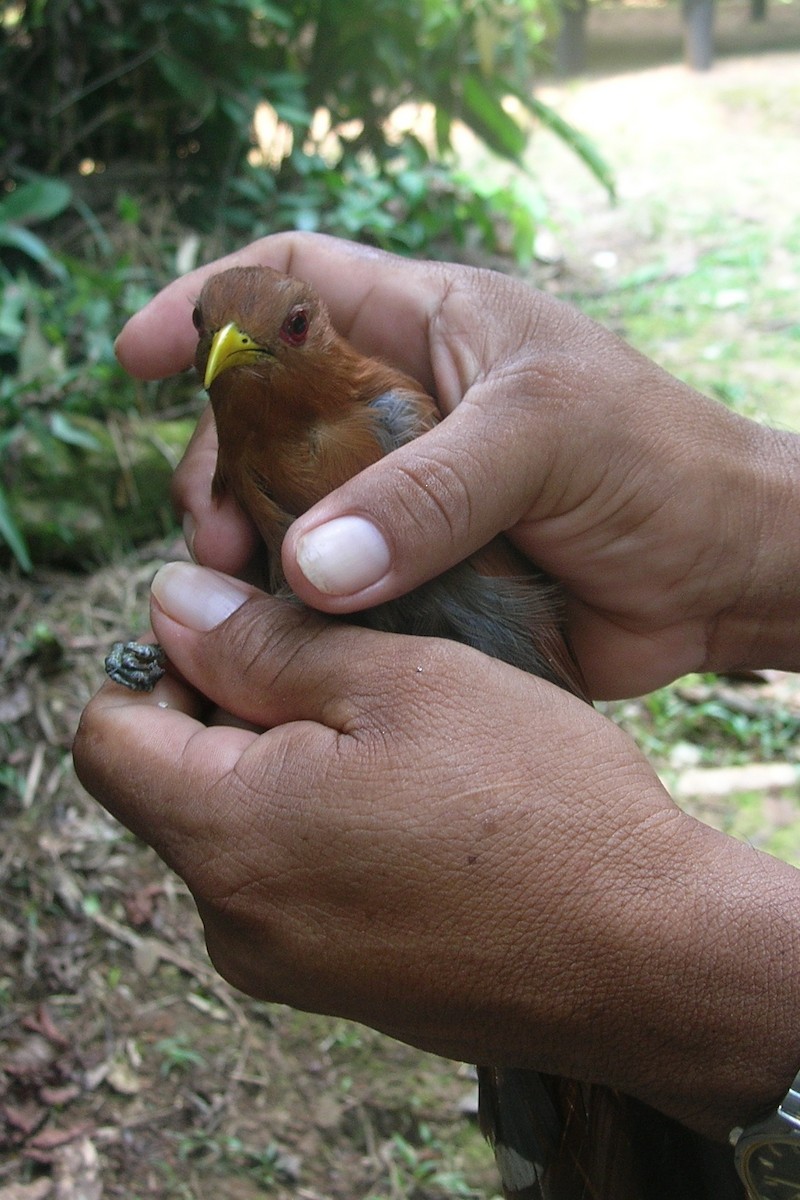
[{"x1": 74, "y1": 559, "x2": 800, "y2": 1142}]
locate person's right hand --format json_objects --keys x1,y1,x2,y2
[{"x1": 115, "y1": 233, "x2": 800, "y2": 698}]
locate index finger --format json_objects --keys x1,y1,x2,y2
[{"x1": 115, "y1": 232, "x2": 447, "y2": 387}]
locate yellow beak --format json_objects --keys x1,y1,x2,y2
[{"x1": 203, "y1": 321, "x2": 269, "y2": 389}]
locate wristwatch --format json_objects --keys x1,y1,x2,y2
[{"x1": 731, "y1": 1070, "x2": 800, "y2": 1199}]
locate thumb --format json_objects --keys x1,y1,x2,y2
[{"x1": 280, "y1": 392, "x2": 555, "y2": 615}]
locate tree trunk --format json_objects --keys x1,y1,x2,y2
[
  {"x1": 683, "y1": 0, "x2": 715, "y2": 70},
  {"x1": 555, "y1": 0, "x2": 588, "y2": 77}
]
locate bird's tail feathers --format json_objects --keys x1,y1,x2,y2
[{"x1": 478, "y1": 1068, "x2": 644, "y2": 1200}]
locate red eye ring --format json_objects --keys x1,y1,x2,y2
[{"x1": 280, "y1": 305, "x2": 310, "y2": 346}]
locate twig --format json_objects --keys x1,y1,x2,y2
[
  {"x1": 106, "y1": 414, "x2": 140, "y2": 509},
  {"x1": 49, "y1": 43, "x2": 162, "y2": 116},
  {"x1": 85, "y1": 908, "x2": 249, "y2": 1031},
  {"x1": 23, "y1": 742, "x2": 47, "y2": 809},
  {"x1": 0, "y1": 838, "x2": 21, "y2": 885},
  {"x1": 94, "y1": 1104, "x2": 189, "y2": 1145}
]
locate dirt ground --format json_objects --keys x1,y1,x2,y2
[{"x1": 2, "y1": 11, "x2": 800, "y2": 1200}]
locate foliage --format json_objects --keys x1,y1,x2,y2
[
  {"x1": 371, "y1": 1124, "x2": 484, "y2": 1198},
  {"x1": 0, "y1": 0, "x2": 616, "y2": 570},
  {"x1": 1, "y1": 0, "x2": 611, "y2": 250},
  {"x1": 606, "y1": 675, "x2": 800, "y2": 767},
  {"x1": 572, "y1": 216, "x2": 800, "y2": 429},
  {"x1": 176, "y1": 1131, "x2": 299, "y2": 1189},
  {"x1": 156, "y1": 1034, "x2": 206, "y2": 1077},
  {"x1": 0, "y1": 174, "x2": 71, "y2": 278},
  {"x1": 0, "y1": 244, "x2": 187, "y2": 569}
]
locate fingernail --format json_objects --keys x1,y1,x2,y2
[
  {"x1": 182, "y1": 513, "x2": 197, "y2": 562},
  {"x1": 151, "y1": 562, "x2": 250, "y2": 631},
  {"x1": 296, "y1": 516, "x2": 391, "y2": 595}
]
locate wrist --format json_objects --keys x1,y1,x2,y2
[{"x1": 621, "y1": 816, "x2": 800, "y2": 1141}]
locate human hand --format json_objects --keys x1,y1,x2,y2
[
  {"x1": 72, "y1": 560, "x2": 800, "y2": 1140},
  {"x1": 115, "y1": 234, "x2": 800, "y2": 697}
]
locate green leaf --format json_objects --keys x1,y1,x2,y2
[
  {"x1": 117, "y1": 194, "x2": 142, "y2": 225},
  {"x1": 155, "y1": 53, "x2": 215, "y2": 112},
  {"x1": 50, "y1": 413, "x2": 103, "y2": 451},
  {"x1": 251, "y1": 0, "x2": 294, "y2": 28},
  {"x1": 0, "y1": 482, "x2": 33, "y2": 572},
  {"x1": 460, "y1": 72, "x2": 527, "y2": 162},
  {"x1": 272, "y1": 101, "x2": 313, "y2": 128},
  {"x1": 0, "y1": 178, "x2": 71, "y2": 225},
  {"x1": 524, "y1": 94, "x2": 616, "y2": 200},
  {"x1": 0, "y1": 226, "x2": 67, "y2": 279},
  {"x1": 434, "y1": 107, "x2": 452, "y2": 158}
]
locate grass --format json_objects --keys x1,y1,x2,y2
[
  {"x1": 610, "y1": 675, "x2": 800, "y2": 766},
  {"x1": 602, "y1": 672, "x2": 800, "y2": 864},
  {"x1": 574, "y1": 215, "x2": 800, "y2": 425}
]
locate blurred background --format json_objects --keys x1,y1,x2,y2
[{"x1": 1, "y1": 3, "x2": 799, "y2": 1197}]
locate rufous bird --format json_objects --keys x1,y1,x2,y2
[
  {"x1": 114, "y1": 265, "x2": 744, "y2": 1200},
  {"x1": 194, "y1": 266, "x2": 581, "y2": 691}
]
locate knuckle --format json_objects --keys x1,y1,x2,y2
[
  {"x1": 223, "y1": 597, "x2": 322, "y2": 686},
  {"x1": 390, "y1": 450, "x2": 475, "y2": 546},
  {"x1": 211, "y1": 594, "x2": 352, "y2": 721}
]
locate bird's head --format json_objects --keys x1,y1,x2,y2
[{"x1": 192, "y1": 265, "x2": 333, "y2": 392}]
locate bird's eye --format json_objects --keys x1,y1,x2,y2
[
  {"x1": 191, "y1": 304, "x2": 204, "y2": 333},
  {"x1": 279, "y1": 306, "x2": 310, "y2": 346}
]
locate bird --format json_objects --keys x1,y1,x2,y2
[
  {"x1": 113, "y1": 264, "x2": 744, "y2": 1199},
  {"x1": 192, "y1": 265, "x2": 583, "y2": 693}
]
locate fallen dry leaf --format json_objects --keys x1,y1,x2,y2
[
  {"x1": 22, "y1": 1006, "x2": 70, "y2": 1050},
  {"x1": 25, "y1": 1122, "x2": 94, "y2": 1158},
  {"x1": 2, "y1": 1102, "x2": 46, "y2": 1137},
  {"x1": 52, "y1": 1135, "x2": 102, "y2": 1200},
  {"x1": 0, "y1": 1178, "x2": 53, "y2": 1200}
]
